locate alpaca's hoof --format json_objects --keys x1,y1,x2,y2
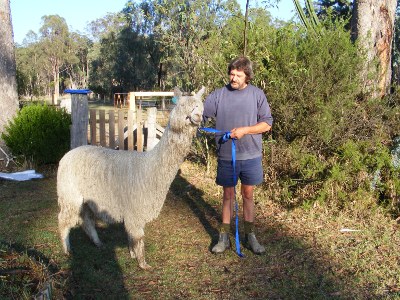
[
  {"x1": 95, "y1": 242, "x2": 104, "y2": 249},
  {"x1": 62, "y1": 246, "x2": 71, "y2": 255},
  {"x1": 139, "y1": 262, "x2": 152, "y2": 270}
]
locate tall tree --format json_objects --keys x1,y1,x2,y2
[
  {"x1": 351, "y1": 0, "x2": 397, "y2": 98},
  {"x1": 39, "y1": 15, "x2": 70, "y2": 104},
  {"x1": 0, "y1": 0, "x2": 19, "y2": 154},
  {"x1": 151, "y1": 0, "x2": 238, "y2": 91}
]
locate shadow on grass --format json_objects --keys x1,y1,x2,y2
[
  {"x1": 0, "y1": 240, "x2": 62, "y2": 298},
  {"x1": 170, "y1": 170, "x2": 220, "y2": 251},
  {"x1": 65, "y1": 223, "x2": 131, "y2": 299},
  {"x1": 0, "y1": 177, "x2": 132, "y2": 299},
  {"x1": 170, "y1": 170, "x2": 358, "y2": 299}
]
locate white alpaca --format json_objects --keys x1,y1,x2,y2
[{"x1": 57, "y1": 87, "x2": 205, "y2": 269}]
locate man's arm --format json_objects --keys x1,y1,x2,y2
[{"x1": 230, "y1": 122, "x2": 271, "y2": 139}]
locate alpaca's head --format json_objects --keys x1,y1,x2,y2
[{"x1": 168, "y1": 87, "x2": 205, "y2": 133}]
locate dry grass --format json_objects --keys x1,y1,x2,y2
[{"x1": 0, "y1": 160, "x2": 399, "y2": 299}]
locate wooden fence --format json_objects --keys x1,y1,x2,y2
[
  {"x1": 69, "y1": 91, "x2": 174, "y2": 151},
  {"x1": 88, "y1": 107, "x2": 166, "y2": 152}
]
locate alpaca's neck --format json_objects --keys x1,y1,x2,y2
[{"x1": 148, "y1": 125, "x2": 195, "y2": 182}]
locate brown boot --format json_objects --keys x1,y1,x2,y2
[
  {"x1": 245, "y1": 233, "x2": 265, "y2": 255},
  {"x1": 212, "y1": 232, "x2": 231, "y2": 254}
]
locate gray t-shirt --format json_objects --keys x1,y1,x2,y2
[{"x1": 203, "y1": 84, "x2": 273, "y2": 161}]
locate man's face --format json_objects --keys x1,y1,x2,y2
[{"x1": 229, "y1": 69, "x2": 247, "y2": 90}]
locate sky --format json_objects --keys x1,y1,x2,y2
[{"x1": 10, "y1": 0, "x2": 296, "y2": 45}]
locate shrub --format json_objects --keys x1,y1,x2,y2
[
  {"x1": 1, "y1": 104, "x2": 71, "y2": 165},
  {"x1": 254, "y1": 23, "x2": 400, "y2": 214}
]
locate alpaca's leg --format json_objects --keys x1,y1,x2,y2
[
  {"x1": 81, "y1": 206, "x2": 103, "y2": 248},
  {"x1": 127, "y1": 226, "x2": 151, "y2": 269},
  {"x1": 58, "y1": 204, "x2": 80, "y2": 254}
]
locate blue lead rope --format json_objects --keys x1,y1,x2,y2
[{"x1": 199, "y1": 127, "x2": 244, "y2": 258}]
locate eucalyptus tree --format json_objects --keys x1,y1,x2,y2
[
  {"x1": 292, "y1": 0, "x2": 397, "y2": 98},
  {"x1": 194, "y1": 6, "x2": 274, "y2": 91},
  {"x1": 87, "y1": 12, "x2": 130, "y2": 96},
  {"x1": 150, "y1": 0, "x2": 239, "y2": 91},
  {"x1": 393, "y1": 4, "x2": 400, "y2": 86},
  {"x1": 63, "y1": 32, "x2": 92, "y2": 89},
  {"x1": 88, "y1": 7, "x2": 161, "y2": 97},
  {"x1": 351, "y1": 0, "x2": 397, "y2": 98},
  {"x1": 16, "y1": 42, "x2": 47, "y2": 98},
  {"x1": 0, "y1": 0, "x2": 18, "y2": 152},
  {"x1": 39, "y1": 15, "x2": 71, "y2": 104}
]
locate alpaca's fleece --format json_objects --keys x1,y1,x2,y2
[{"x1": 57, "y1": 87, "x2": 205, "y2": 269}]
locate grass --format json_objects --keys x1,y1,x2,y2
[{"x1": 0, "y1": 160, "x2": 399, "y2": 299}]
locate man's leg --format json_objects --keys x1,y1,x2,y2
[
  {"x1": 212, "y1": 187, "x2": 234, "y2": 253},
  {"x1": 242, "y1": 184, "x2": 255, "y2": 222},
  {"x1": 242, "y1": 184, "x2": 265, "y2": 254}
]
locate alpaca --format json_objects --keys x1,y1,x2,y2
[{"x1": 57, "y1": 87, "x2": 205, "y2": 269}]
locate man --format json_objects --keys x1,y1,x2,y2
[{"x1": 203, "y1": 56, "x2": 273, "y2": 254}]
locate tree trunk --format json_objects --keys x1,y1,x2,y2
[
  {"x1": 53, "y1": 63, "x2": 60, "y2": 105},
  {"x1": 0, "y1": 0, "x2": 19, "y2": 154},
  {"x1": 243, "y1": 0, "x2": 250, "y2": 56},
  {"x1": 351, "y1": 0, "x2": 397, "y2": 98}
]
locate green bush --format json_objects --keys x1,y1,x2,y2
[
  {"x1": 1, "y1": 104, "x2": 71, "y2": 165},
  {"x1": 251, "y1": 23, "x2": 400, "y2": 214}
]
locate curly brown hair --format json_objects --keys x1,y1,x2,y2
[{"x1": 227, "y1": 56, "x2": 254, "y2": 83}]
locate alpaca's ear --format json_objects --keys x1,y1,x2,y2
[
  {"x1": 196, "y1": 86, "x2": 206, "y2": 99},
  {"x1": 174, "y1": 87, "x2": 182, "y2": 98}
]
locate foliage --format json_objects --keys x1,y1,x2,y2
[
  {"x1": 194, "y1": 6, "x2": 274, "y2": 92},
  {"x1": 89, "y1": 6, "x2": 162, "y2": 96},
  {"x1": 1, "y1": 104, "x2": 71, "y2": 165},
  {"x1": 316, "y1": 0, "x2": 353, "y2": 29},
  {"x1": 15, "y1": 16, "x2": 90, "y2": 100},
  {"x1": 257, "y1": 23, "x2": 400, "y2": 213},
  {"x1": 150, "y1": 0, "x2": 241, "y2": 92},
  {"x1": 293, "y1": 0, "x2": 322, "y2": 35},
  {"x1": 16, "y1": 40, "x2": 48, "y2": 98}
]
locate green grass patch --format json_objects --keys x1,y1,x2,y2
[{"x1": 0, "y1": 161, "x2": 399, "y2": 299}]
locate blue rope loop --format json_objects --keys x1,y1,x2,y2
[{"x1": 199, "y1": 127, "x2": 244, "y2": 258}]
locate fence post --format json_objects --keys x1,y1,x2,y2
[
  {"x1": 129, "y1": 92, "x2": 136, "y2": 113},
  {"x1": 89, "y1": 109, "x2": 97, "y2": 146},
  {"x1": 118, "y1": 110, "x2": 125, "y2": 150},
  {"x1": 109, "y1": 110, "x2": 115, "y2": 149},
  {"x1": 65, "y1": 89, "x2": 91, "y2": 149},
  {"x1": 147, "y1": 107, "x2": 157, "y2": 151}
]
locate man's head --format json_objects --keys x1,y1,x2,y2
[{"x1": 227, "y1": 56, "x2": 254, "y2": 90}]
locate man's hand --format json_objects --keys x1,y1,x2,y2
[
  {"x1": 230, "y1": 122, "x2": 271, "y2": 139},
  {"x1": 230, "y1": 127, "x2": 248, "y2": 139}
]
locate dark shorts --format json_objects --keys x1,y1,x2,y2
[{"x1": 216, "y1": 156, "x2": 263, "y2": 187}]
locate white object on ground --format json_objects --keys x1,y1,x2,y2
[
  {"x1": 340, "y1": 228, "x2": 361, "y2": 232},
  {"x1": 0, "y1": 170, "x2": 44, "y2": 181}
]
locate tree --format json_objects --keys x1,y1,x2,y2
[
  {"x1": 350, "y1": 0, "x2": 397, "y2": 98},
  {"x1": 0, "y1": 0, "x2": 19, "y2": 155},
  {"x1": 151, "y1": 0, "x2": 239, "y2": 91},
  {"x1": 39, "y1": 15, "x2": 70, "y2": 104},
  {"x1": 88, "y1": 9, "x2": 161, "y2": 97},
  {"x1": 293, "y1": 0, "x2": 397, "y2": 98},
  {"x1": 316, "y1": 0, "x2": 353, "y2": 25},
  {"x1": 16, "y1": 33, "x2": 48, "y2": 98}
]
